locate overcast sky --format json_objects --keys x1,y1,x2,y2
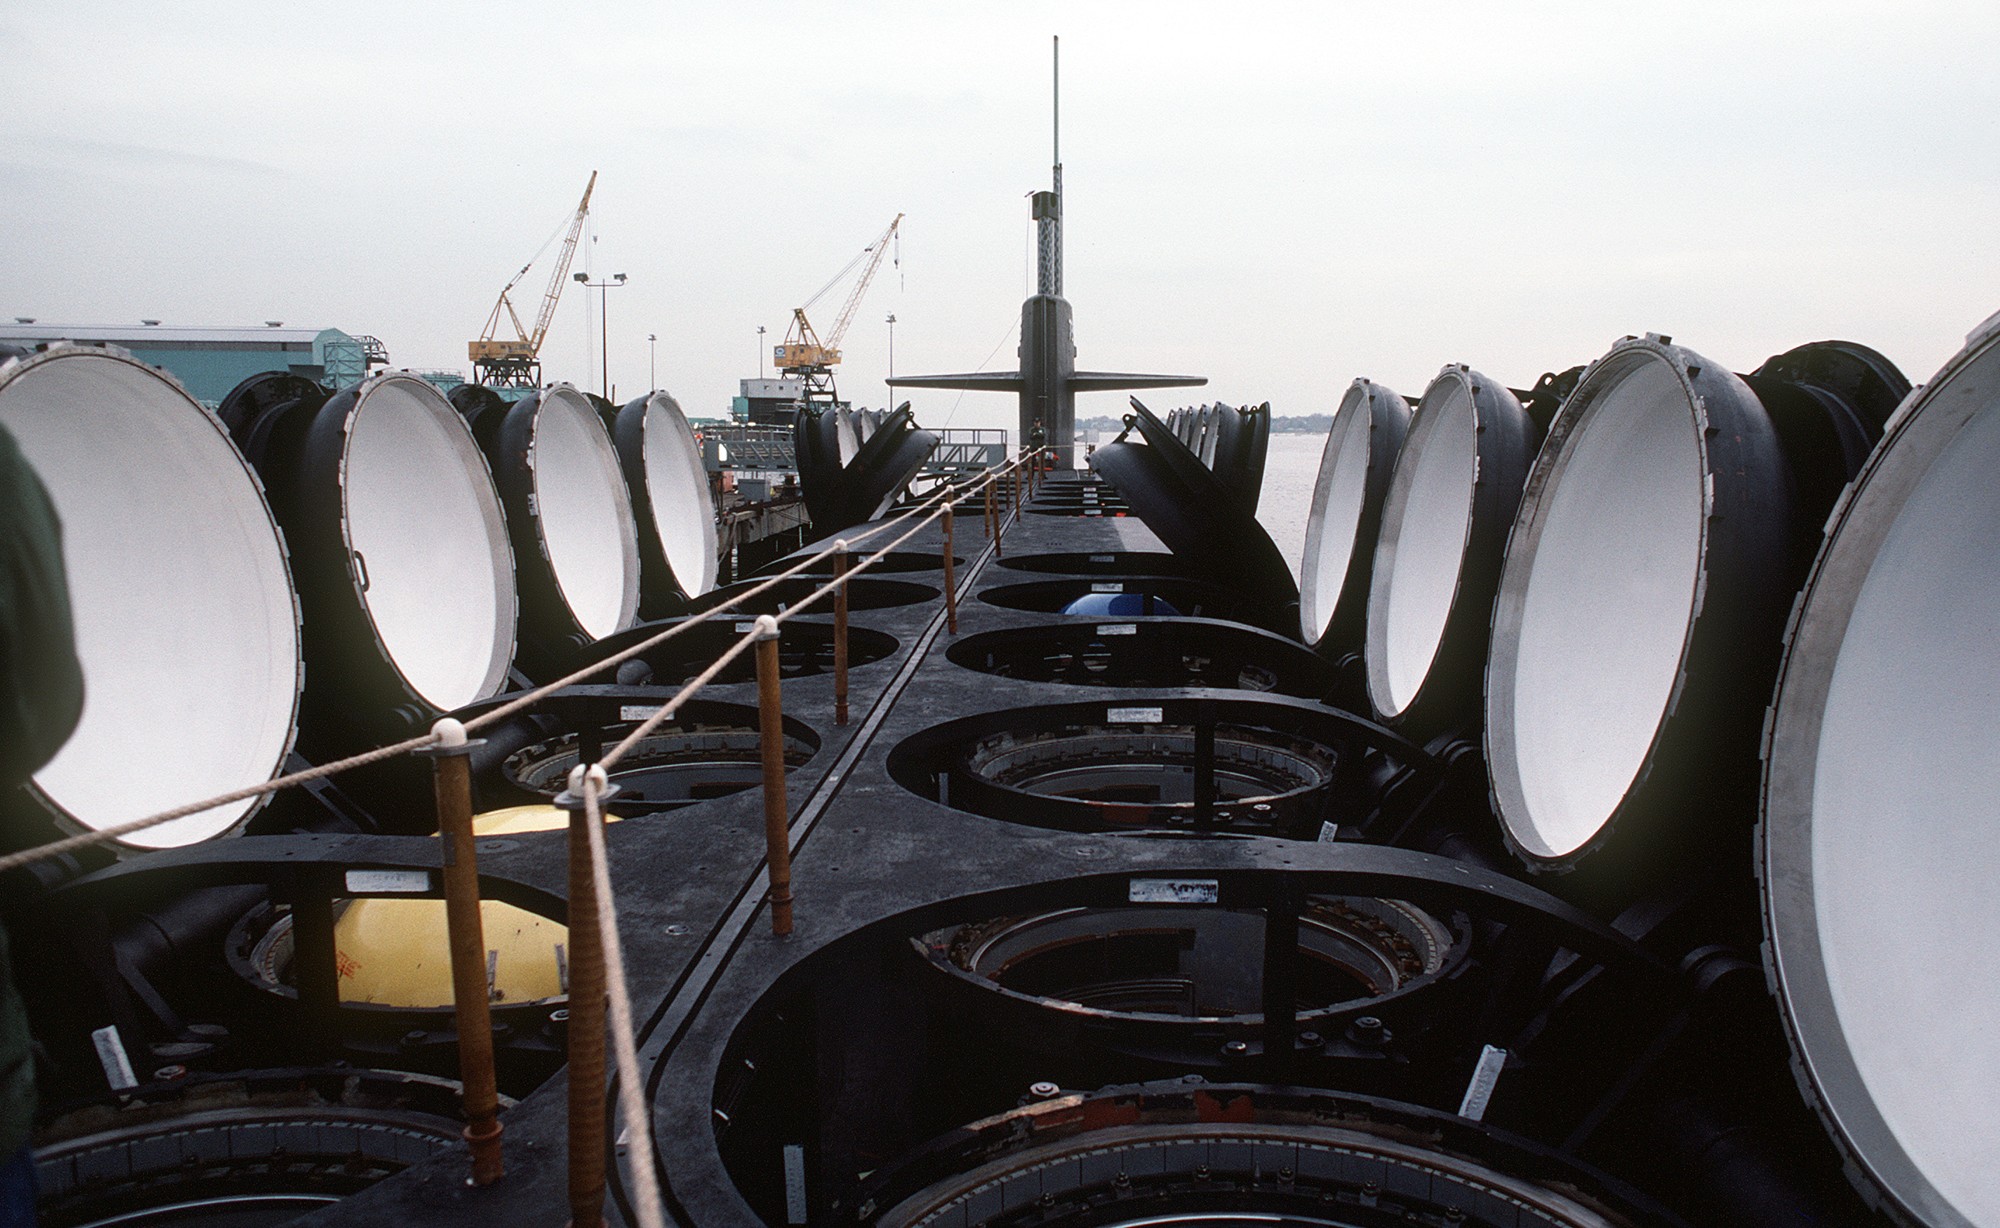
[{"x1": 3, "y1": 2, "x2": 1995, "y2": 433}]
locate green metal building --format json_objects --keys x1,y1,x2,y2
[{"x1": 0, "y1": 321, "x2": 387, "y2": 406}]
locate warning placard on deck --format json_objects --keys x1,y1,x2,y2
[
  {"x1": 345, "y1": 869, "x2": 431, "y2": 895},
  {"x1": 1107, "y1": 706, "x2": 1163, "y2": 724},
  {"x1": 1129, "y1": 878, "x2": 1221, "y2": 905}
]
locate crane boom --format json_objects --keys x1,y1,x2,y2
[
  {"x1": 469, "y1": 171, "x2": 598, "y2": 386},
  {"x1": 774, "y1": 213, "x2": 903, "y2": 388},
  {"x1": 823, "y1": 213, "x2": 902, "y2": 353},
  {"x1": 529, "y1": 171, "x2": 596, "y2": 350}
]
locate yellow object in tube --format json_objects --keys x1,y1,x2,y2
[{"x1": 331, "y1": 805, "x2": 604, "y2": 1008}]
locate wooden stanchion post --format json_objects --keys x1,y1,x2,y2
[
  {"x1": 832, "y1": 540, "x2": 850, "y2": 726},
  {"x1": 425, "y1": 718, "x2": 505, "y2": 1187},
  {"x1": 989, "y1": 475, "x2": 1002, "y2": 557},
  {"x1": 754, "y1": 617, "x2": 796, "y2": 936},
  {"x1": 942, "y1": 503, "x2": 959, "y2": 635},
  {"x1": 555, "y1": 768, "x2": 609, "y2": 1228}
]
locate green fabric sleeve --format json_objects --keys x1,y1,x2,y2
[
  {"x1": 0, "y1": 420, "x2": 84, "y2": 788},
  {"x1": 0, "y1": 417, "x2": 86, "y2": 1154}
]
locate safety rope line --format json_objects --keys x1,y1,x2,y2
[
  {"x1": 0, "y1": 445, "x2": 1046, "y2": 1228},
  {"x1": 571, "y1": 466, "x2": 987, "y2": 1227},
  {"x1": 580, "y1": 770, "x2": 665, "y2": 1228},
  {"x1": 569, "y1": 464, "x2": 1022, "y2": 1228},
  {"x1": 0, "y1": 734, "x2": 433, "y2": 875},
  {"x1": 596, "y1": 625, "x2": 765, "y2": 773},
  {"x1": 456, "y1": 458, "x2": 1016, "y2": 736},
  {"x1": 597, "y1": 494, "x2": 960, "y2": 772},
  {"x1": 0, "y1": 451, "x2": 1041, "y2": 875}
]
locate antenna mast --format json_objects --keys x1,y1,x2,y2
[{"x1": 1033, "y1": 35, "x2": 1063, "y2": 297}]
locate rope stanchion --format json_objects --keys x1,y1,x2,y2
[
  {"x1": 480, "y1": 460, "x2": 1013, "y2": 760},
  {"x1": 595, "y1": 625, "x2": 763, "y2": 775},
  {"x1": 0, "y1": 447, "x2": 1037, "y2": 1228},
  {"x1": 992, "y1": 478, "x2": 1008, "y2": 560},
  {"x1": 457, "y1": 476, "x2": 973, "y2": 737},
  {"x1": 502, "y1": 457, "x2": 1022, "y2": 1228},
  {"x1": 421, "y1": 717, "x2": 505, "y2": 1187},
  {"x1": 752, "y1": 616, "x2": 796, "y2": 937},
  {"x1": 548, "y1": 502, "x2": 984, "y2": 1222},
  {"x1": 0, "y1": 453, "x2": 1034, "y2": 880},
  {"x1": 576, "y1": 770, "x2": 665, "y2": 1228},
  {"x1": 760, "y1": 492, "x2": 958, "y2": 625},
  {"x1": 531, "y1": 463, "x2": 1014, "y2": 1227},
  {"x1": 942, "y1": 502, "x2": 959, "y2": 636},
  {"x1": 576, "y1": 489, "x2": 972, "y2": 944},
  {"x1": 833, "y1": 539, "x2": 851, "y2": 726},
  {"x1": 555, "y1": 768, "x2": 610, "y2": 1227}
]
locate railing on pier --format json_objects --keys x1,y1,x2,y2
[
  {"x1": 702, "y1": 425, "x2": 1006, "y2": 476},
  {"x1": 924, "y1": 428, "x2": 1008, "y2": 473},
  {"x1": 701, "y1": 425, "x2": 794, "y2": 472}
]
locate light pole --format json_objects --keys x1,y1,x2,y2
[
  {"x1": 573, "y1": 271, "x2": 626, "y2": 398},
  {"x1": 648, "y1": 333, "x2": 657, "y2": 392},
  {"x1": 885, "y1": 313, "x2": 896, "y2": 411},
  {"x1": 756, "y1": 325, "x2": 766, "y2": 379}
]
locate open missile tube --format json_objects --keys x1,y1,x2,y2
[
  {"x1": 614, "y1": 389, "x2": 719, "y2": 617},
  {"x1": 0, "y1": 346, "x2": 301, "y2": 851},
  {"x1": 225, "y1": 371, "x2": 519, "y2": 749},
  {"x1": 466, "y1": 382, "x2": 641, "y2": 678},
  {"x1": 1363, "y1": 366, "x2": 1537, "y2": 738},
  {"x1": 703, "y1": 859, "x2": 1697, "y2": 1228},
  {"x1": 944, "y1": 619, "x2": 1336, "y2": 697},
  {"x1": 1760, "y1": 315, "x2": 2000, "y2": 1227},
  {"x1": 2, "y1": 302, "x2": 1981, "y2": 1228},
  {"x1": 887, "y1": 697, "x2": 1439, "y2": 840},
  {"x1": 1486, "y1": 335, "x2": 1908, "y2": 875},
  {"x1": 1299, "y1": 379, "x2": 1409, "y2": 661}
]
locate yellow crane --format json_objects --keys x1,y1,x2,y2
[
  {"x1": 775, "y1": 213, "x2": 903, "y2": 405},
  {"x1": 469, "y1": 171, "x2": 598, "y2": 387}
]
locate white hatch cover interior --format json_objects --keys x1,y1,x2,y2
[
  {"x1": 1489, "y1": 352, "x2": 1705, "y2": 860},
  {"x1": 531, "y1": 385, "x2": 640, "y2": 639},
  {"x1": 1769, "y1": 330, "x2": 2000, "y2": 1227},
  {"x1": 0, "y1": 348, "x2": 300, "y2": 848},
  {"x1": 639, "y1": 391, "x2": 718, "y2": 597},
  {"x1": 343, "y1": 375, "x2": 516, "y2": 711},
  {"x1": 1299, "y1": 382, "x2": 1379, "y2": 644},
  {"x1": 1366, "y1": 374, "x2": 1476, "y2": 718}
]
